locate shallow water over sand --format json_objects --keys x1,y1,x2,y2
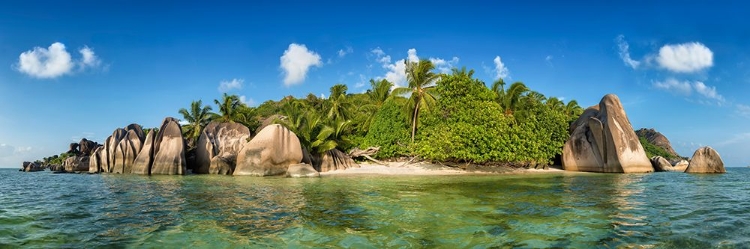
[{"x1": 1, "y1": 168, "x2": 749, "y2": 248}]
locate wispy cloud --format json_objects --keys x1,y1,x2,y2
[
  {"x1": 616, "y1": 35, "x2": 641, "y2": 69},
  {"x1": 371, "y1": 47, "x2": 420, "y2": 88},
  {"x1": 338, "y1": 46, "x2": 353, "y2": 58},
  {"x1": 652, "y1": 78, "x2": 724, "y2": 104},
  {"x1": 430, "y1": 56, "x2": 460, "y2": 74},
  {"x1": 735, "y1": 104, "x2": 750, "y2": 117},
  {"x1": 218, "y1": 78, "x2": 244, "y2": 92},
  {"x1": 493, "y1": 56, "x2": 510, "y2": 80}
]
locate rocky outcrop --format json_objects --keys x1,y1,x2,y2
[
  {"x1": 286, "y1": 163, "x2": 320, "y2": 177},
  {"x1": 21, "y1": 161, "x2": 43, "y2": 172},
  {"x1": 635, "y1": 128, "x2": 680, "y2": 159},
  {"x1": 672, "y1": 160, "x2": 689, "y2": 172},
  {"x1": 88, "y1": 146, "x2": 104, "y2": 173},
  {"x1": 313, "y1": 149, "x2": 360, "y2": 172},
  {"x1": 106, "y1": 129, "x2": 129, "y2": 173},
  {"x1": 562, "y1": 94, "x2": 653, "y2": 173},
  {"x1": 79, "y1": 138, "x2": 99, "y2": 156},
  {"x1": 64, "y1": 156, "x2": 90, "y2": 172},
  {"x1": 150, "y1": 117, "x2": 187, "y2": 175},
  {"x1": 195, "y1": 122, "x2": 251, "y2": 175},
  {"x1": 685, "y1": 146, "x2": 725, "y2": 173},
  {"x1": 234, "y1": 124, "x2": 303, "y2": 176},
  {"x1": 131, "y1": 130, "x2": 155, "y2": 175}
]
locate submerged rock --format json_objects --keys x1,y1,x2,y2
[
  {"x1": 672, "y1": 160, "x2": 689, "y2": 172},
  {"x1": 562, "y1": 94, "x2": 653, "y2": 173},
  {"x1": 234, "y1": 124, "x2": 303, "y2": 176},
  {"x1": 286, "y1": 163, "x2": 320, "y2": 177},
  {"x1": 685, "y1": 147, "x2": 725, "y2": 173}
]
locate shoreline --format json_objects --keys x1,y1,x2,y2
[{"x1": 319, "y1": 161, "x2": 575, "y2": 177}]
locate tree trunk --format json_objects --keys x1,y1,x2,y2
[{"x1": 411, "y1": 102, "x2": 420, "y2": 143}]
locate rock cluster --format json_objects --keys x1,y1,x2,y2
[
  {"x1": 21, "y1": 161, "x2": 43, "y2": 172},
  {"x1": 650, "y1": 156, "x2": 688, "y2": 172},
  {"x1": 562, "y1": 94, "x2": 653, "y2": 173}
]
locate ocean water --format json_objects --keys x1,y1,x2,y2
[{"x1": 1, "y1": 168, "x2": 749, "y2": 248}]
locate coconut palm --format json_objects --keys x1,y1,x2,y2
[
  {"x1": 213, "y1": 93, "x2": 241, "y2": 122},
  {"x1": 326, "y1": 84, "x2": 353, "y2": 121},
  {"x1": 367, "y1": 79, "x2": 393, "y2": 107},
  {"x1": 564, "y1": 100, "x2": 584, "y2": 118},
  {"x1": 178, "y1": 100, "x2": 213, "y2": 147},
  {"x1": 392, "y1": 59, "x2": 440, "y2": 143}
]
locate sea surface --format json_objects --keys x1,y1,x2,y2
[{"x1": 1, "y1": 167, "x2": 749, "y2": 248}]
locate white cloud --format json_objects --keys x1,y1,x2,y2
[
  {"x1": 493, "y1": 56, "x2": 510, "y2": 80},
  {"x1": 354, "y1": 74, "x2": 367, "y2": 88},
  {"x1": 716, "y1": 132, "x2": 750, "y2": 147},
  {"x1": 17, "y1": 42, "x2": 74, "y2": 78},
  {"x1": 656, "y1": 42, "x2": 713, "y2": 73},
  {"x1": 16, "y1": 42, "x2": 103, "y2": 79},
  {"x1": 218, "y1": 78, "x2": 244, "y2": 92},
  {"x1": 338, "y1": 46, "x2": 353, "y2": 58},
  {"x1": 653, "y1": 78, "x2": 693, "y2": 96},
  {"x1": 692, "y1": 81, "x2": 724, "y2": 102},
  {"x1": 545, "y1": 55, "x2": 553, "y2": 62},
  {"x1": 280, "y1": 43, "x2": 322, "y2": 86},
  {"x1": 736, "y1": 104, "x2": 750, "y2": 117},
  {"x1": 652, "y1": 78, "x2": 724, "y2": 104},
  {"x1": 407, "y1": 48, "x2": 419, "y2": 63},
  {"x1": 371, "y1": 47, "x2": 385, "y2": 57},
  {"x1": 616, "y1": 35, "x2": 641, "y2": 69},
  {"x1": 79, "y1": 46, "x2": 100, "y2": 68},
  {"x1": 430, "y1": 57, "x2": 460, "y2": 74},
  {"x1": 239, "y1": 95, "x2": 255, "y2": 106}
]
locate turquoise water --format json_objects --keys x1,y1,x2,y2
[{"x1": 1, "y1": 168, "x2": 749, "y2": 248}]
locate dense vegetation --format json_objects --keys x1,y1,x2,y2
[
  {"x1": 39, "y1": 60, "x2": 584, "y2": 168},
  {"x1": 639, "y1": 137, "x2": 680, "y2": 160}
]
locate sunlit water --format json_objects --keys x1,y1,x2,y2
[{"x1": 1, "y1": 167, "x2": 749, "y2": 248}]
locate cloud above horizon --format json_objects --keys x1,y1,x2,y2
[
  {"x1": 16, "y1": 42, "x2": 102, "y2": 79},
  {"x1": 656, "y1": 42, "x2": 713, "y2": 73},
  {"x1": 280, "y1": 43, "x2": 322, "y2": 86},
  {"x1": 652, "y1": 78, "x2": 724, "y2": 104},
  {"x1": 338, "y1": 46, "x2": 353, "y2": 58},
  {"x1": 218, "y1": 78, "x2": 244, "y2": 92},
  {"x1": 493, "y1": 56, "x2": 509, "y2": 79},
  {"x1": 616, "y1": 35, "x2": 713, "y2": 73}
]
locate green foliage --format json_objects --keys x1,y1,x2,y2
[
  {"x1": 362, "y1": 98, "x2": 411, "y2": 159},
  {"x1": 179, "y1": 100, "x2": 213, "y2": 147},
  {"x1": 640, "y1": 137, "x2": 675, "y2": 159},
  {"x1": 415, "y1": 69, "x2": 569, "y2": 165},
  {"x1": 392, "y1": 59, "x2": 440, "y2": 143}
]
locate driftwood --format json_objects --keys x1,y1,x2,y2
[{"x1": 348, "y1": 147, "x2": 385, "y2": 165}]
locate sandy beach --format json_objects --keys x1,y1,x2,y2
[{"x1": 319, "y1": 161, "x2": 569, "y2": 177}]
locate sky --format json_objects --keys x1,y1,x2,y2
[{"x1": 1, "y1": 0, "x2": 749, "y2": 167}]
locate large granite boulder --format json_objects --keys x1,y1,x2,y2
[
  {"x1": 64, "y1": 156, "x2": 90, "y2": 172},
  {"x1": 313, "y1": 149, "x2": 360, "y2": 172},
  {"x1": 650, "y1": 156, "x2": 671, "y2": 172},
  {"x1": 195, "y1": 121, "x2": 251, "y2": 175},
  {"x1": 21, "y1": 161, "x2": 43, "y2": 172},
  {"x1": 79, "y1": 138, "x2": 99, "y2": 156},
  {"x1": 562, "y1": 94, "x2": 653, "y2": 173},
  {"x1": 88, "y1": 146, "x2": 104, "y2": 173},
  {"x1": 131, "y1": 130, "x2": 156, "y2": 175},
  {"x1": 234, "y1": 124, "x2": 303, "y2": 176},
  {"x1": 106, "y1": 129, "x2": 128, "y2": 173},
  {"x1": 635, "y1": 128, "x2": 680, "y2": 159},
  {"x1": 286, "y1": 163, "x2": 320, "y2": 177},
  {"x1": 150, "y1": 117, "x2": 187, "y2": 175},
  {"x1": 685, "y1": 146, "x2": 725, "y2": 173}
]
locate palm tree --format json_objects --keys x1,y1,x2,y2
[
  {"x1": 493, "y1": 81, "x2": 529, "y2": 116},
  {"x1": 564, "y1": 100, "x2": 584, "y2": 118},
  {"x1": 546, "y1": 97, "x2": 565, "y2": 110},
  {"x1": 326, "y1": 84, "x2": 352, "y2": 121},
  {"x1": 392, "y1": 59, "x2": 440, "y2": 143},
  {"x1": 367, "y1": 79, "x2": 393, "y2": 107},
  {"x1": 178, "y1": 100, "x2": 213, "y2": 147},
  {"x1": 213, "y1": 93, "x2": 241, "y2": 122}
]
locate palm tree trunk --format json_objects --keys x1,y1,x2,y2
[{"x1": 411, "y1": 102, "x2": 419, "y2": 143}]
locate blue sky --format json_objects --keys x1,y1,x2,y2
[{"x1": 1, "y1": 0, "x2": 749, "y2": 167}]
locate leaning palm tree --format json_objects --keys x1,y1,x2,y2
[
  {"x1": 178, "y1": 100, "x2": 213, "y2": 147},
  {"x1": 502, "y1": 82, "x2": 530, "y2": 115},
  {"x1": 392, "y1": 59, "x2": 440, "y2": 143},
  {"x1": 213, "y1": 93, "x2": 241, "y2": 122},
  {"x1": 564, "y1": 100, "x2": 584, "y2": 118}
]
